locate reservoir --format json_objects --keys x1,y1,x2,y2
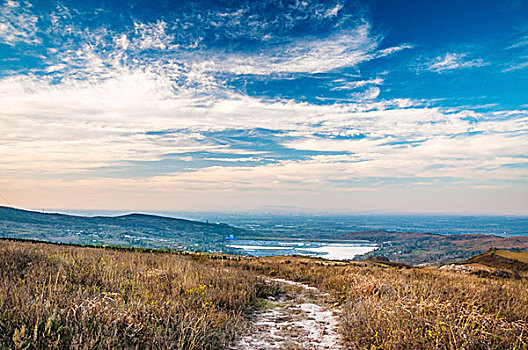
[{"x1": 226, "y1": 239, "x2": 377, "y2": 260}]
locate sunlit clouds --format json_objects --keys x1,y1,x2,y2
[{"x1": 0, "y1": 0, "x2": 527, "y2": 213}]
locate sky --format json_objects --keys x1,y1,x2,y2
[{"x1": 0, "y1": 0, "x2": 527, "y2": 214}]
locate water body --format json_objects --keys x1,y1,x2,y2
[{"x1": 227, "y1": 239, "x2": 377, "y2": 260}]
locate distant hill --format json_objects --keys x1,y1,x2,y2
[
  {"x1": 341, "y1": 230, "x2": 528, "y2": 265},
  {"x1": 3, "y1": 206, "x2": 528, "y2": 265},
  {"x1": 464, "y1": 248, "x2": 528, "y2": 272},
  {"x1": 0, "y1": 206, "x2": 250, "y2": 251}
]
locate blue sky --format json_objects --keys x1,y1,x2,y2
[{"x1": 0, "y1": 0, "x2": 527, "y2": 213}]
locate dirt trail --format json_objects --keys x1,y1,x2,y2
[{"x1": 235, "y1": 278, "x2": 344, "y2": 350}]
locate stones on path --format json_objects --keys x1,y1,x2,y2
[{"x1": 235, "y1": 278, "x2": 344, "y2": 350}]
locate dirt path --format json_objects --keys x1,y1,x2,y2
[{"x1": 235, "y1": 278, "x2": 344, "y2": 350}]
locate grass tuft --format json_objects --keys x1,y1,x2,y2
[{"x1": 0, "y1": 240, "x2": 275, "y2": 349}]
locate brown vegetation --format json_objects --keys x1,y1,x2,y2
[
  {"x1": 0, "y1": 240, "x2": 275, "y2": 349},
  {"x1": 2, "y1": 240, "x2": 528, "y2": 349},
  {"x1": 495, "y1": 249, "x2": 528, "y2": 264},
  {"x1": 464, "y1": 248, "x2": 528, "y2": 274},
  {"x1": 341, "y1": 230, "x2": 528, "y2": 265},
  {"x1": 240, "y1": 256, "x2": 528, "y2": 349}
]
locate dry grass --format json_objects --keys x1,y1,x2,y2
[
  {"x1": 2, "y1": 240, "x2": 528, "y2": 349},
  {"x1": 241, "y1": 256, "x2": 528, "y2": 350},
  {"x1": 0, "y1": 240, "x2": 275, "y2": 349},
  {"x1": 495, "y1": 250, "x2": 528, "y2": 264}
]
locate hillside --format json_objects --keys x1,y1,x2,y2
[
  {"x1": 464, "y1": 248, "x2": 528, "y2": 272},
  {"x1": 1, "y1": 239, "x2": 527, "y2": 349},
  {"x1": 3, "y1": 206, "x2": 528, "y2": 265},
  {"x1": 0, "y1": 206, "x2": 249, "y2": 251},
  {"x1": 494, "y1": 248, "x2": 528, "y2": 264},
  {"x1": 341, "y1": 230, "x2": 528, "y2": 265}
]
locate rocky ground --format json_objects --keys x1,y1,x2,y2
[{"x1": 235, "y1": 278, "x2": 344, "y2": 350}]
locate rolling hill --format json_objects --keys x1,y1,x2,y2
[
  {"x1": 3, "y1": 206, "x2": 528, "y2": 265},
  {"x1": 0, "y1": 206, "x2": 249, "y2": 251},
  {"x1": 340, "y1": 230, "x2": 528, "y2": 265},
  {"x1": 464, "y1": 248, "x2": 528, "y2": 272},
  {"x1": 2, "y1": 239, "x2": 527, "y2": 349}
]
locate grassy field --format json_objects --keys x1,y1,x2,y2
[
  {"x1": 495, "y1": 249, "x2": 528, "y2": 264},
  {"x1": 1, "y1": 240, "x2": 527, "y2": 349},
  {"x1": 239, "y1": 256, "x2": 528, "y2": 349},
  {"x1": 464, "y1": 248, "x2": 528, "y2": 274},
  {"x1": 0, "y1": 240, "x2": 276, "y2": 349}
]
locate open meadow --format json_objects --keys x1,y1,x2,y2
[
  {"x1": 0, "y1": 240, "x2": 276, "y2": 349},
  {"x1": 1, "y1": 239, "x2": 527, "y2": 349},
  {"x1": 240, "y1": 256, "x2": 528, "y2": 349}
]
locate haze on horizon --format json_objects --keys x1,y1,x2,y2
[{"x1": 1, "y1": 0, "x2": 527, "y2": 215}]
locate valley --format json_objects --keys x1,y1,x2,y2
[{"x1": 2, "y1": 206, "x2": 528, "y2": 265}]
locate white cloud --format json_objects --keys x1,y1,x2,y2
[
  {"x1": 1, "y1": 1, "x2": 526, "y2": 213},
  {"x1": 330, "y1": 77, "x2": 384, "y2": 91},
  {"x1": 0, "y1": 0, "x2": 40, "y2": 45},
  {"x1": 507, "y1": 34, "x2": 528, "y2": 49},
  {"x1": 502, "y1": 59, "x2": 528, "y2": 72},
  {"x1": 1, "y1": 68, "x2": 526, "y2": 188},
  {"x1": 132, "y1": 20, "x2": 177, "y2": 51},
  {"x1": 209, "y1": 24, "x2": 379, "y2": 75},
  {"x1": 1, "y1": 67, "x2": 526, "y2": 213},
  {"x1": 324, "y1": 4, "x2": 343, "y2": 18},
  {"x1": 424, "y1": 53, "x2": 488, "y2": 73},
  {"x1": 375, "y1": 44, "x2": 413, "y2": 58}
]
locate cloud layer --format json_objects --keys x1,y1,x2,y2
[{"x1": 0, "y1": 0, "x2": 527, "y2": 213}]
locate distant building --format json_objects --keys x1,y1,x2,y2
[{"x1": 225, "y1": 234, "x2": 235, "y2": 240}]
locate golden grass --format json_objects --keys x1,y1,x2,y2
[
  {"x1": 2, "y1": 240, "x2": 527, "y2": 349},
  {"x1": 495, "y1": 249, "x2": 528, "y2": 264},
  {"x1": 0, "y1": 240, "x2": 276, "y2": 349},
  {"x1": 241, "y1": 256, "x2": 528, "y2": 349}
]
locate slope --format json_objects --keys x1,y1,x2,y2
[
  {"x1": 0, "y1": 206, "x2": 249, "y2": 251},
  {"x1": 464, "y1": 248, "x2": 528, "y2": 272}
]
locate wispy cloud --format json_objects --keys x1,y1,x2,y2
[
  {"x1": 211, "y1": 26, "x2": 379, "y2": 75},
  {"x1": 423, "y1": 53, "x2": 488, "y2": 73},
  {"x1": 0, "y1": 0, "x2": 40, "y2": 45},
  {"x1": 1, "y1": 0, "x2": 527, "y2": 213},
  {"x1": 502, "y1": 60, "x2": 528, "y2": 72},
  {"x1": 330, "y1": 77, "x2": 384, "y2": 91},
  {"x1": 1, "y1": 69, "x2": 526, "y2": 185},
  {"x1": 180, "y1": 26, "x2": 411, "y2": 76},
  {"x1": 507, "y1": 35, "x2": 528, "y2": 49},
  {"x1": 503, "y1": 32, "x2": 528, "y2": 72}
]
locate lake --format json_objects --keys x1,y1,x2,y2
[{"x1": 226, "y1": 239, "x2": 377, "y2": 260}]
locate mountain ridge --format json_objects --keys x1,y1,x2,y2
[{"x1": 0, "y1": 206, "x2": 249, "y2": 251}]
